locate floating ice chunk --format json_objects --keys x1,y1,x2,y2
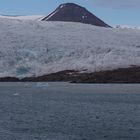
[
  {"x1": 13, "y1": 93, "x2": 19, "y2": 96},
  {"x1": 24, "y1": 83, "x2": 30, "y2": 87},
  {"x1": 36, "y1": 83, "x2": 49, "y2": 88}
]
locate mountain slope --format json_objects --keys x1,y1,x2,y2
[
  {"x1": 42, "y1": 3, "x2": 111, "y2": 27},
  {"x1": 0, "y1": 18, "x2": 140, "y2": 77}
]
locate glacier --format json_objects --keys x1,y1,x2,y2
[{"x1": 0, "y1": 16, "x2": 140, "y2": 77}]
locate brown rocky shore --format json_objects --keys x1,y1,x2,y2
[{"x1": 0, "y1": 67, "x2": 140, "y2": 83}]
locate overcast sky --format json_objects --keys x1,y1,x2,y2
[{"x1": 0, "y1": 0, "x2": 139, "y2": 26}]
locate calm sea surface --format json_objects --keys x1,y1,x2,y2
[{"x1": 0, "y1": 82, "x2": 140, "y2": 140}]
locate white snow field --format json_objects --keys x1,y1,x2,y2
[
  {"x1": 0, "y1": 15, "x2": 44, "y2": 21},
  {"x1": 0, "y1": 17, "x2": 140, "y2": 77}
]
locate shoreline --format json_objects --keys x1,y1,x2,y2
[{"x1": 0, "y1": 66, "x2": 140, "y2": 83}]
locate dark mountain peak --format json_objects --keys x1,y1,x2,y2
[
  {"x1": 58, "y1": 3, "x2": 84, "y2": 8},
  {"x1": 57, "y1": 3, "x2": 88, "y2": 12},
  {"x1": 42, "y1": 3, "x2": 111, "y2": 28}
]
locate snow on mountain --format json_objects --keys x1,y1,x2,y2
[
  {"x1": 0, "y1": 15, "x2": 44, "y2": 21},
  {"x1": 0, "y1": 17, "x2": 140, "y2": 77}
]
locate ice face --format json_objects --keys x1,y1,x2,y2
[{"x1": 0, "y1": 17, "x2": 140, "y2": 77}]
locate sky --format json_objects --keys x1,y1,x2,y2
[{"x1": 0, "y1": 0, "x2": 139, "y2": 26}]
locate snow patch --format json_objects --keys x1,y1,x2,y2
[{"x1": 45, "y1": 10, "x2": 59, "y2": 20}]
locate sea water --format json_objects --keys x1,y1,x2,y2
[{"x1": 0, "y1": 82, "x2": 140, "y2": 140}]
